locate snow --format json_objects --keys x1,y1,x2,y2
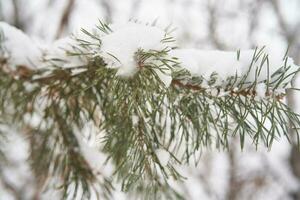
[
  {"x1": 0, "y1": 126, "x2": 36, "y2": 200},
  {"x1": 170, "y1": 48, "x2": 299, "y2": 87},
  {"x1": 209, "y1": 88, "x2": 219, "y2": 97},
  {"x1": 170, "y1": 49, "x2": 246, "y2": 80},
  {"x1": 100, "y1": 22, "x2": 167, "y2": 77},
  {"x1": 0, "y1": 22, "x2": 97, "y2": 71},
  {"x1": 0, "y1": 22, "x2": 42, "y2": 69},
  {"x1": 132, "y1": 115, "x2": 139, "y2": 126},
  {"x1": 0, "y1": 9, "x2": 300, "y2": 199},
  {"x1": 43, "y1": 36, "x2": 89, "y2": 69},
  {"x1": 1, "y1": 21, "x2": 297, "y2": 91},
  {"x1": 75, "y1": 121, "x2": 115, "y2": 178},
  {"x1": 154, "y1": 67, "x2": 172, "y2": 87},
  {"x1": 155, "y1": 148, "x2": 170, "y2": 166},
  {"x1": 256, "y1": 83, "x2": 267, "y2": 98}
]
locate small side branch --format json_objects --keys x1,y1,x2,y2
[{"x1": 56, "y1": 0, "x2": 75, "y2": 39}]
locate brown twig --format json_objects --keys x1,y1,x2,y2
[
  {"x1": 171, "y1": 79, "x2": 284, "y2": 100},
  {"x1": 11, "y1": 0, "x2": 23, "y2": 30},
  {"x1": 55, "y1": 0, "x2": 75, "y2": 39},
  {"x1": 1, "y1": 61, "x2": 285, "y2": 100}
]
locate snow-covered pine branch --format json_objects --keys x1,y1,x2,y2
[
  {"x1": 1, "y1": 21, "x2": 297, "y2": 98},
  {"x1": 0, "y1": 21, "x2": 299, "y2": 199}
]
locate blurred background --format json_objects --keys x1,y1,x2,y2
[{"x1": 1, "y1": 0, "x2": 300, "y2": 199}]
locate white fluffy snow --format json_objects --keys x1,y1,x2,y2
[
  {"x1": 75, "y1": 121, "x2": 114, "y2": 177},
  {"x1": 256, "y1": 82, "x2": 267, "y2": 98},
  {"x1": 170, "y1": 49, "x2": 247, "y2": 79},
  {"x1": 1, "y1": 22, "x2": 297, "y2": 91},
  {"x1": 154, "y1": 67, "x2": 172, "y2": 87},
  {"x1": 170, "y1": 48, "x2": 298, "y2": 87},
  {"x1": 0, "y1": 23, "x2": 95, "y2": 70},
  {"x1": 100, "y1": 22, "x2": 167, "y2": 77},
  {"x1": 155, "y1": 148, "x2": 170, "y2": 166},
  {"x1": 43, "y1": 36, "x2": 89, "y2": 69},
  {"x1": 0, "y1": 22, "x2": 42, "y2": 69},
  {"x1": 0, "y1": 126, "x2": 36, "y2": 200},
  {"x1": 1, "y1": 2, "x2": 300, "y2": 199}
]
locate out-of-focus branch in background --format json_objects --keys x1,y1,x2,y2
[
  {"x1": 268, "y1": 2, "x2": 300, "y2": 198},
  {"x1": 56, "y1": 0, "x2": 75, "y2": 39},
  {"x1": 206, "y1": 1, "x2": 226, "y2": 50},
  {"x1": 99, "y1": 0, "x2": 113, "y2": 23}
]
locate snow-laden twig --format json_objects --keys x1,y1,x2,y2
[{"x1": 0, "y1": 21, "x2": 300, "y2": 200}]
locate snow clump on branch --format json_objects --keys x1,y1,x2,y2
[
  {"x1": 100, "y1": 22, "x2": 168, "y2": 77},
  {"x1": 0, "y1": 22, "x2": 42, "y2": 70}
]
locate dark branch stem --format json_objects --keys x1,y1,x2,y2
[
  {"x1": 56, "y1": 0, "x2": 75, "y2": 39},
  {"x1": 171, "y1": 79, "x2": 284, "y2": 100}
]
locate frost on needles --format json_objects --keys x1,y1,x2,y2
[{"x1": 0, "y1": 21, "x2": 300, "y2": 199}]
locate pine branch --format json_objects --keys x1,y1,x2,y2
[{"x1": 0, "y1": 21, "x2": 300, "y2": 199}]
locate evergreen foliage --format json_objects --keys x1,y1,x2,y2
[{"x1": 0, "y1": 21, "x2": 299, "y2": 199}]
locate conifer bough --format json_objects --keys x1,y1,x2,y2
[{"x1": 0, "y1": 21, "x2": 299, "y2": 199}]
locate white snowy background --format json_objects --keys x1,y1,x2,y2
[{"x1": 1, "y1": 0, "x2": 300, "y2": 199}]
